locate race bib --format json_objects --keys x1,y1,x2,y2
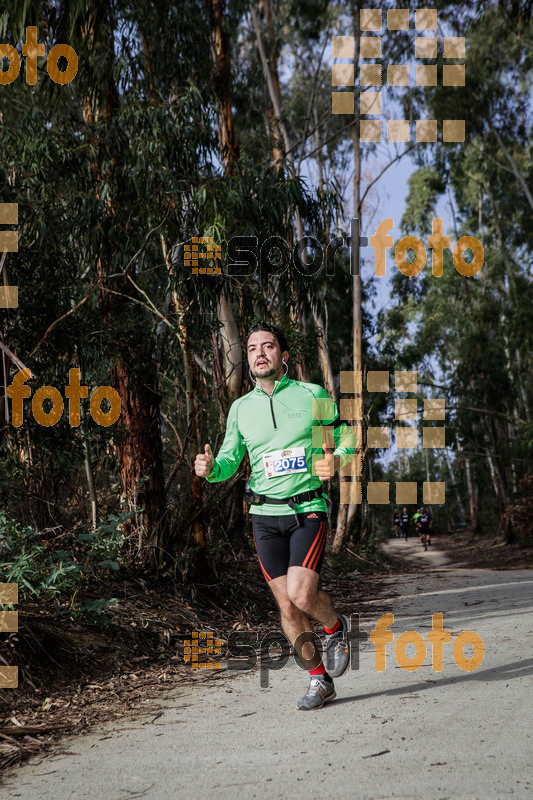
[{"x1": 263, "y1": 447, "x2": 307, "y2": 479}]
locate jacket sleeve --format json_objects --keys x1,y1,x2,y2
[
  {"x1": 311, "y1": 386, "x2": 357, "y2": 469},
  {"x1": 206, "y1": 400, "x2": 247, "y2": 483}
]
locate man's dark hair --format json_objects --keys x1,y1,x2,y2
[{"x1": 245, "y1": 322, "x2": 289, "y2": 354}]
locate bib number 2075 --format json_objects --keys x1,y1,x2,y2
[{"x1": 263, "y1": 447, "x2": 307, "y2": 479}]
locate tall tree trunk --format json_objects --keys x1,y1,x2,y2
[
  {"x1": 0, "y1": 256, "x2": 11, "y2": 445},
  {"x1": 218, "y1": 293, "x2": 243, "y2": 400},
  {"x1": 250, "y1": 2, "x2": 293, "y2": 167},
  {"x1": 81, "y1": 0, "x2": 167, "y2": 569},
  {"x1": 333, "y1": 36, "x2": 363, "y2": 552},
  {"x1": 312, "y1": 305, "x2": 335, "y2": 398},
  {"x1": 288, "y1": 301, "x2": 310, "y2": 382},
  {"x1": 80, "y1": 400, "x2": 98, "y2": 530},
  {"x1": 350, "y1": 115, "x2": 364, "y2": 542},
  {"x1": 113, "y1": 356, "x2": 166, "y2": 567},
  {"x1": 251, "y1": 1, "x2": 313, "y2": 384},
  {"x1": 175, "y1": 310, "x2": 206, "y2": 575},
  {"x1": 487, "y1": 447, "x2": 514, "y2": 543},
  {"x1": 464, "y1": 453, "x2": 478, "y2": 531},
  {"x1": 162, "y1": 237, "x2": 206, "y2": 578},
  {"x1": 443, "y1": 448, "x2": 466, "y2": 527},
  {"x1": 208, "y1": 0, "x2": 240, "y2": 167},
  {"x1": 261, "y1": 0, "x2": 283, "y2": 166}
]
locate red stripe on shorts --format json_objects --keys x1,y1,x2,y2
[
  {"x1": 309, "y1": 522, "x2": 327, "y2": 571},
  {"x1": 309, "y1": 522, "x2": 328, "y2": 570},
  {"x1": 303, "y1": 521, "x2": 326, "y2": 570}
]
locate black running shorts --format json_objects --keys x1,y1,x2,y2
[{"x1": 251, "y1": 512, "x2": 328, "y2": 582}]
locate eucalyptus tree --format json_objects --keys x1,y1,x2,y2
[{"x1": 377, "y1": 0, "x2": 533, "y2": 540}]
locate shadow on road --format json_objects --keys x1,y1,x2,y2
[{"x1": 333, "y1": 656, "x2": 533, "y2": 706}]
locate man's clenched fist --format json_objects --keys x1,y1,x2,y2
[{"x1": 195, "y1": 443, "x2": 214, "y2": 477}]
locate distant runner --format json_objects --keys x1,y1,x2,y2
[
  {"x1": 195, "y1": 323, "x2": 356, "y2": 710},
  {"x1": 418, "y1": 507, "x2": 433, "y2": 551},
  {"x1": 413, "y1": 508, "x2": 422, "y2": 540},
  {"x1": 392, "y1": 509, "x2": 401, "y2": 538},
  {"x1": 400, "y1": 507, "x2": 411, "y2": 541}
]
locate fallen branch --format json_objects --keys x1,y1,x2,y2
[
  {"x1": 345, "y1": 546, "x2": 376, "y2": 566},
  {"x1": 0, "y1": 726, "x2": 58, "y2": 736}
]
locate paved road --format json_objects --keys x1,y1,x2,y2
[
  {"x1": 382, "y1": 533, "x2": 452, "y2": 568},
  {"x1": 3, "y1": 540, "x2": 533, "y2": 799}
]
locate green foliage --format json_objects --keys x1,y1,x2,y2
[
  {"x1": 0, "y1": 512, "x2": 130, "y2": 620},
  {"x1": 1, "y1": 0, "x2": 531, "y2": 558},
  {"x1": 400, "y1": 168, "x2": 445, "y2": 235}
]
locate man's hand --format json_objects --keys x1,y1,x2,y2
[
  {"x1": 195, "y1": 443, "x2": 214, "y2": 477},
  {"x1": 314, "y1": 448, "x2": 339, "y2": 481}
]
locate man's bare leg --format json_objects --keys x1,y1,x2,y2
[
  {"x1": 267, "y1": 574, "x2": 323, "y2": 670},
  {"x1": 267, "y1": 568, "x2": 339, "y2": 670},
  {"x1": 286, "y1": 566, "x2": 338, "y2": 628}
]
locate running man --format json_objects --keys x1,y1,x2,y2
[
  {"x1": 418, "y1": 507, "x2": 433, "y2": 550},
  {"x1": 413, "y1": 508, "x2": 422, "y2": 540},
  {"x1": 195, "y1": 323, "x2": 356, "y2": 710},
  {"x1": 392, "y1": 509, "x2": 401, "y2": 538},
  {"x1": 400, "y1": 507, "x2": 411, "y2": 541}
]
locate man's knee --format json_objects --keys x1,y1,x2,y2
[
  {"x1": 277, "y1": 597, "x2": 302, "y2": 623},
  {"x1": 287, "y1": 583, "x2": 318, "y2": 614}
]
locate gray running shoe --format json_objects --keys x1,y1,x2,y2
[
  {"x1": 323, "y1": 614, "x2": 350, "y2": 678},
  {"x1": 297, "y1": 675, "x2": 336, "y2": 710}
]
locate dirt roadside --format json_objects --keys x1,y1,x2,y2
[
  {"x1": 1, "y1": 532, "x2": 531, "y2": 775},
  {"x1": 2, "y1": 538, "x2": 532, "y2": 800},
  {"x1": 0, "y1": 551, "x2": 391, "y2": 771}
]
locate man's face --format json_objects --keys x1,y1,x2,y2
[
  {"x1": 247, "y1": 331, "x2": 288, "y2": 379},
  {"x1": 403, "y1": 507, "x2": 407, "y2": 512}
]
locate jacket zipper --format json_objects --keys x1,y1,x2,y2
[
  {"x1": 269, "y1": 395, "x2": 277, "y2": 429},
  {"x1": 256, "y1": 378, "x2": 282, "y2": 429}
]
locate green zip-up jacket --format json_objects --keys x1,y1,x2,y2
[{"x1": 206, "y1": 375, "x2": 357, "y2": 516}]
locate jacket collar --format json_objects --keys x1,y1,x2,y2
[{"x1": 253, "y1": 373, "x2": 290, "y2": 395}]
